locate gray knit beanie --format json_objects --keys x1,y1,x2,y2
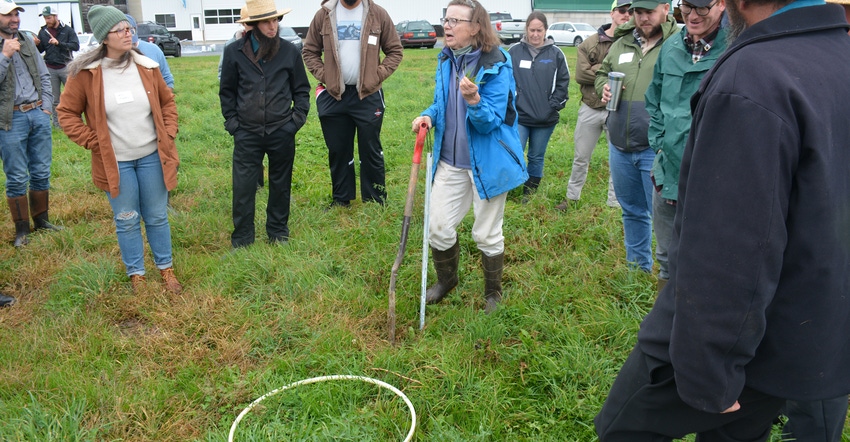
[{"x1": 88, "y1": 5, "x2": 128, "y2": 42}]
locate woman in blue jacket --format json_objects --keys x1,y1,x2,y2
[
  {"x1": 508, "y1": 11, "x2": 569, "y2": 201},
  {"x1": 411, "y1": 0, "x2": 527, "y2": 314}
]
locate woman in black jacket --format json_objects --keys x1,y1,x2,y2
[{"x1": 508, "y1": 11, "x2": 569, "y2": 201}]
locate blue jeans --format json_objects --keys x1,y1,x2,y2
[
  {"x1": 609, "y1": 143, "x2": 655, "y2": 272},
  {"x1": 518, "y1": 124, "x2": 556, "y2": 178},
  {"x1": 106, "y1": 151, "x2": 173, "y2": 276},
  {"x1": 0, "y1": 109, "x2": 52, "y2": 197}
]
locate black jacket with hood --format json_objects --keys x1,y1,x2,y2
[{"x1": 508, "y1": 38, "x2": 569, "y2": 127}]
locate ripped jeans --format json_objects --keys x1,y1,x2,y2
[{"x1": 106, "y1": 151, "x2": 173, "y2": 276}]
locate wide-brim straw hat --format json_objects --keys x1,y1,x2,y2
[{"x1": 237, "y1": 0, "x2": 292, "y2": 23}]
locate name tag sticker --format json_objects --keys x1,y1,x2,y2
[
  {"x1": 115, "y1": 91, "x2": 134, "y2": 104},
  {"x1": 368, "y1": 35, "x2": 378, "y2": 45},
  {"x1": 519, "y1": 59, "x2": 532, "y2": 69},
  {"x1": 618, "y1": 53, "x2": 634, "y2": 64}
]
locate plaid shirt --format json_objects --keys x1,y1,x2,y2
[{"x1": 683, "y1": 27, "x2": 720, "y2": 64}]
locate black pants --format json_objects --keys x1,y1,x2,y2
[
  {"x1": 595, "y1": 344, "x2": 785, "y2": 442},
  {"x1": 782, "y1": 396, "x2": 849, "y2": 441},
  {"x1": 231, "y1": 126, "x2": 295, "y2": 248},
  {"x1": 317, "y1": 87, "x2": 386, "y2": 204}
]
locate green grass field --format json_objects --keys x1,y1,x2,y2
[{"x1": 0, "y1": 47, "x2": 844, "y2": 441}]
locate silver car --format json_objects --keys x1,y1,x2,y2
[
  {"x1": 546, "y1": 22, "x2": 596, "y2": 46},
  {"x1": 74, "y1": 33, "x2": 99, "y2": 57},
  {"x1": 279, "y1": 26, "x2": 303, "y2": 53}
]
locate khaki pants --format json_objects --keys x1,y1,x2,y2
[
  {"x1": 428, "y1": 161, "x2": 507, "y2": 257},
  {"x1": 568, "y1": 102, "x2": 617, "y2": 205}
]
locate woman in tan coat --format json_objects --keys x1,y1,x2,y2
[{"x1": 57, "y1": 6, "x2": 182, "y2": 293}]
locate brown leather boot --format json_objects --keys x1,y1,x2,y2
[
  {"x1": 7, "y1": 195, "x2": 30, "y2": 248},
  {"x1": 130, "y1": 274, "x2": 145, "y2": 293},
  {"x1": 160, "y1": 268, "x2": 183, "y2": 295},
  {"x1": 482, "y1": 251, "x2": 504, "y2": 314},
  {"x1": 425, "y1": 241, "x2": 460, "y2": 304},
  {"x1": 29, "y1": 190, "x2": 63, "y2": 231}
]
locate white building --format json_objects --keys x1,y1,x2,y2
[
  {"x1": 16, "y1": 2, "x2": 85, "y2": 35},
  {"x1": 125, "y1": 0, "x2": 533, "y2": 43}
]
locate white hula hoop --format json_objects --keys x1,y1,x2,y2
[{"x1": 228, "y1": 374, "x2": 416, "y2": 442}]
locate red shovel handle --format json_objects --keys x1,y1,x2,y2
[{"x1": 413, "y1": 122, "x2": 428, "y2": 164}]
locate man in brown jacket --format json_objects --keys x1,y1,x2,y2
[
  {"x1": 302, "y1": 0, "x2": 403, "y2": 208},
  {"x1": 557, "y1": 0, "x2": 632, "y2": 212}
]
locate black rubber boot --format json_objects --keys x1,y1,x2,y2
[
  {"x1": 425, "y1": 240, "x2": 460, "y2": 304},
  {"x1": 482, "y1": 251, "x2": 504, "y2": 314},
  {"x1": 522, "y1": 176, "x2": 541, "y2": 204},
  {"x1": 8, "y1": 195, "x2": 30, "y2": 248},
  {"x1": 29, "y1": 190, "x2": 63, "y2": 232},
  {"x1": 657, "y1": 277, "x2": 668, "y2": 294}
]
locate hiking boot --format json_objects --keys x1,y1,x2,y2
[
  {"x1": 160, "y1": 268, "x2": 183, "y2": 295},
  {"x1": 130, "y1": 274, "x2": 145, "y2": 292}
]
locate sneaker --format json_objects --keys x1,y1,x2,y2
[
  {"x1": 269, "y1": 236, "x2": 289, "y2": 245},
  {"x1": 130, "y1": 274, "x2": 145, "y2": 293},
  {"x1": 0, "y1": 293, "x2": 16, "y2": 307},
  {"x1": 324, "y1": 200, "x2": 351, "y2": 212},
  {"x1": 159, "y1": 268, "x2": 183, "y2": 295}
]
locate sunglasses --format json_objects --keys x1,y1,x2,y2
[{"x1": 614, "y1": 6, "x2": 633, "y2": 14}]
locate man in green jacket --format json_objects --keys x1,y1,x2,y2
[
  {"x1": 645, "y1": 0, "x2": 727, "y2": 289},
  {"x1": 595, "y1": 0, "x2": 678, "y2": 273}
]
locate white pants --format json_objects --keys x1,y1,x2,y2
[
  {"x1": 429, "y1": 161, "x2": 507, "y2": 257},
  {"x1": 568, "y1": 102, "x2": 617, "y2": 205}
]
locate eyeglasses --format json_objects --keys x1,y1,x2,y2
[
  {"x1": 679, "y1": 1, "x2": 717, "y2": 16},
  {"x1": 440, "y1": 17, "x2": 472, "y2": 28},
  {"x1": 614, "y1": 6, "x2": 632, "y2": 14},
  {"x1": 107, "y1": 27, "x2": 133, "y2": 36}
]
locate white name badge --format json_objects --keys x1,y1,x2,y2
[
  {"x1": 368, "y1": 35, "x2": 378, "y2": 45},
  {"x1": 519, "y1": 59, "x2": 532, "y2": 69},
  {"x1": 618, "y1": 53, "x2": 634, "y2": 64},
  {"x1": 115, "y1": 91, "x2": 134, "y2": 104}
]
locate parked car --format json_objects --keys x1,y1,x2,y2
[
  {"x1": 279, "y1": 26, "x2": 303, "y2": 52},
  {"x1": 74, "y1": 33, "x2": 99, "y2": 57},
  {"x1": 395, "y1": 20, "x2": 436, "y2": 48},
  {"x1": 489, "y1": 12, "x2": 525, "y2": 45},
  {"x1": 136, "y1": 21, "x2": 182, "y2": 57},
  {"x1": 547, "y1": 22, "x2": 596, "y2": 46}
]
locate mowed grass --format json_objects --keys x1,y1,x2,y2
[{"x1": 0, "y1": 47, "x2": 843, "y2": 441}]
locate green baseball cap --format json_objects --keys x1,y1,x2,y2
[
  {"x1": 40, "y1": 5, "x2": 57, "y2": 16},
  {"x1": 630, "y1": 0, "x2": 667, "y2": 10}
]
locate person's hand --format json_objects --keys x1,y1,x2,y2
[
  {"x1": 32, "y1": 35, "x2": 40, "y2": 46},
  {"x1": 459, "y1": 76, "x2": 480, "y2": 106},
  {"x1": 49, "y1": 37, "x2": 59, "y2": 46},
  {"x1": 601, "y1": 83, "x2": 612, "y2": 104},
  {"x1": 721, "y1": 401, "x2": 741, "y2": 413},
  {"x1": 2, "y1": 38, "x2": 21, "y2": 58},
  {"x1": 412, "y1": 116, "x2": 432, "y2": 133}
]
